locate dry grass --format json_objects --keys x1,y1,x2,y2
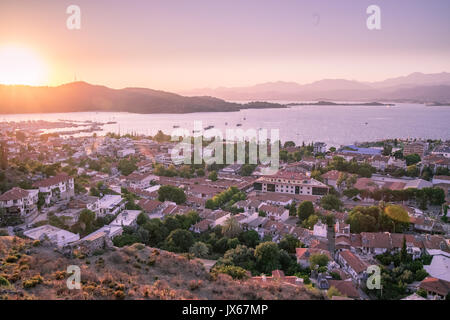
[{"x1": 0, "y1": 236, "x2": 322, "y2": 300}]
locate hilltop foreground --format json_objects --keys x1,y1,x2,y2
[{"x1": 0, "y1": 237, "x2": 321, "y2": 300}]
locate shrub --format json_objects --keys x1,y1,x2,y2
[{"x1": 0, "y1": 276, "x2": 10, "y2": 287}]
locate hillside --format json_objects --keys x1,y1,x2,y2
[
  {"x1": 0, "y1": 237, "x2": 322, "y2": 300},
  {"x1": 0, "y1": 82, "x2": 285, "y2": 115},
  {"x1": 182, "y1": 72, "x2": 450, "y2": 102}
]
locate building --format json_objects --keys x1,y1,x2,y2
[
  {"x1": 313, "y1": 142, "x2": 327, "y2": 154},
  {"x1": 313, "y1": 221, "x2": 328, "y2": 239},
  {"x1": 117, "y1": 148, "x2": 135, "y2": 158},
  {"x1": 321, "y1": 170, "x2": 341, "y2": 189},
  {"x1": 125, "y1": 172, "x2": 158, "y2": 189},
  {"x1": 219, "y1": 164, "x2": 242, "y2": 175},
  {"x1": 23, "y1": 225, "x2": 80, "y2": 248},
  {"x1": 432, "y1": 175, "x2": 450, "y2": 185},
  {"x1": 33, "y1": 173, "x2": 75, "y2": 205},
  {"x1": 432, "y1": 145, "x2": 450, "y2": 158},
  {"x1": 336, "y1": 250, "x2": 368, "y2": 284},
  {"x1": 403, "y1": 142, "x2": 427, "y2": 157},
  {"x1": 423, "y1": 251, "x2": 450, "y2": 282},
  {"x1": 419, "y1": 277, "x2": 450, "y2": 300},
  {"x1": 254, "y1": 171, "x2": 329, "y2": 196},
  {"x1": 110, "y1": 210, "x2": 141, "y2": 228},
  {"x1": 0, "y1": 187, "x2": 39, "y2": 218},
  {"x1": 258, "y1": 203, "x2": 289, "y2": 222},
  {"x1": 98, "y1": 195, "x2": 126, "y2": 217}
]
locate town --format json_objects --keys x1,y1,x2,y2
[{"x1": 0, "y1": 121, "x2": 449, "y2": 300}]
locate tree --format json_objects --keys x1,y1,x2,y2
[
  {"x1": 212, "y1": 265, "x2": 249, "y2": 280},
  {"x1": 297, "y1": 201, "x2": 314, "y2": 221},
  {"x1": 118, "y1": 158, "x2": 137, "y2": 176},
  {"x1": 254, "y1": 242, "x2": 281, "y2": 274},
  {"x1": 278, "y1": 234, "x2": 301, "y2": 254},
  {"x1": 400, "y1": 236, "x2": 408, "y2": 263},
  {"x1": 222, "y1": 217, "x2": 242, "y2": 238},
  {"x1": 302, "y1": 214, "x2": 319, "y2": 230},
  {"x1": 189, "y1": 241, "x2": 209, "y2": 258},
  {"x1": 158, "y1": 185, "x2": 186, "y2": 204},
  {"x1": 309, "y1": 253, "x2": 329, "y2": 268},
  {"x1": 143, "y1": 219, "x2": 169, "y2": 246},
  {"x1": 208, "y1": 171, "x2": 218, "y2": 181},
  {"x1": 405, "y1": 154, "x2": 421, "y2": 166},
  {"x1": 166, "y1": 229, "x2": 194, "y2": 253},
  {"x1": 238, "y1": 230, "x2": 260, "y2": 248},
  {"x1": 320, "y1": 194, "x2": 343, "y2": 211}
]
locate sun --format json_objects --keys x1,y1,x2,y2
[{"x1": 0, "y1": 45, "x2": 47, "y2": 86}]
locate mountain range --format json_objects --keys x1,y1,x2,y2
[
  {"x1": 180, "y1": 72, "x2": 450, "y2": 102},
  {"x1": 0, "y1": 72, "x2": 449, "y2": 114},
  {"x1": 0, "y1": 82, "x2": 286, "y2": 114}
]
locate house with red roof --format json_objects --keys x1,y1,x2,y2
[
  {"x1": 419, "y1": 277, "x2": 450, "y2": 300},
  {"x1": 336, "y1": 249, "x2": 369, "y2": 284},
  {"x1": 32, "y1": 173, "x2": 74, "y2": 205},
  {"x1": 0, "y1": 187, "x2": 39, "y2": 218}
]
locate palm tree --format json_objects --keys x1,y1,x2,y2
[{"x1": 222, "y1": 216, "x2": 242, "y2": 238}]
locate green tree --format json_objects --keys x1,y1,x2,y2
[
  {"x1": 320, "y1": 194, "x2": 343, "y2": 211},
  {"x1": 189, "y1": 241, "x2": 209, "y2": 258},
  {"x1": 405, "y1": 154, "x2": 421, "y2": 166},
  {"x1": 166, "y1": 229, "x2": 194, "y2": 253},
  {"x1": 278, "y1": 234, "x2": 301, "y2": 254},
  {"x1": 222, "y1": 217, "x2": 242, "y2": 238},
  {"x1": 309, "y1": 253, "x2": 329, "y2": 268},
  {"x1": 238, "y1": 230, "x2": 260, "y2": 248},
  {"x1": 208, "y1": 170, "x2": 218, "y2": 181},
  {"x1": 158, "y1": 185, "x2": 186, "y2": 204},
  {"x1": 297, "y1": 201, "x2": 315, "y2": 221},
  {"x1": 254, "y1": 242, "x2": 281, "y2": 274}
]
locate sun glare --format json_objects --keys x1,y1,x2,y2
[{"x1": 0, "y1": 45, "x2": 47, "y2": 86}]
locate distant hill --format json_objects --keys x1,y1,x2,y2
[
  {"x1": 181, "y1": 72, "x2": 450, "y2": 103},
  {"x1": 0, "y1": 82, "x2": 284, "y2": 114}
]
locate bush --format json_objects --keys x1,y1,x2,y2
[
  {"x1": 0, "y1": 276, "x2": 10, "y2": 287},
  {"x1": 212, "y1": 265, "x2": 249, "y2": 280}
]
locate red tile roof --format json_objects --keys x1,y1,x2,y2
[
  {"x1": 419, "y1": 277, "x2": 450, "y2": 297},
  {"x1": 339, "y1": 250, "x2": 368, "y2": 274},
  {"x1": 0, "y1": 187, "x2": 31, "y2": 201},
  {"x1": 33, "y1": 173, "x2": 71, "y2": 188}
]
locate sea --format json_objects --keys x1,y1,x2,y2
[{"x1": 1, "y1": 103, "x2": 449, "y2": 148}]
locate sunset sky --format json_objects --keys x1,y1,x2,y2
[{"x1": 1, "y1": 0, "x2": 449, "y2": 91}]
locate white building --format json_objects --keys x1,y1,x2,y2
[
  {"x1": 24, "y1": 225, "x2": 80, "y2": 248},
  {"x1": 32, "y1": 173, "x2": 75, "y2": 205},
  {"x1": 117, "y1": 148, "x2": 135, "y2": 158},
  {"x1": 313, "y1": 221, "x2": 328, "y2": 239},
  {"x1": 110, "y1": 210, "x2": 141, "y2": 228},
  {"x1": 254, "y1": 171, "x2": 329, "y2": 196},
  {"x1": 424, "y1": 251, "x2": 450, "y2": 282},
  {"x1": 0, "y1": 187, "x2": 39, "y2": 218},
  {"x1": 98, "y1": 195, "x2": 126, "y2": 217}
]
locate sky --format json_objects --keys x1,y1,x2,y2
[{"x1": 0, "y1": 0, "x2": 450, "y2": 91}]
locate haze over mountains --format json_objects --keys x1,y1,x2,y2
[
  {"x1": 181, "y1": 72, "x2": 450, "y2": 102},
  {"x1": 0, "y1": 72, "x2": 449, "y2": 114},
  {"x1": 0, "y1": 82, "x2": 285, "y2": 114}
]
